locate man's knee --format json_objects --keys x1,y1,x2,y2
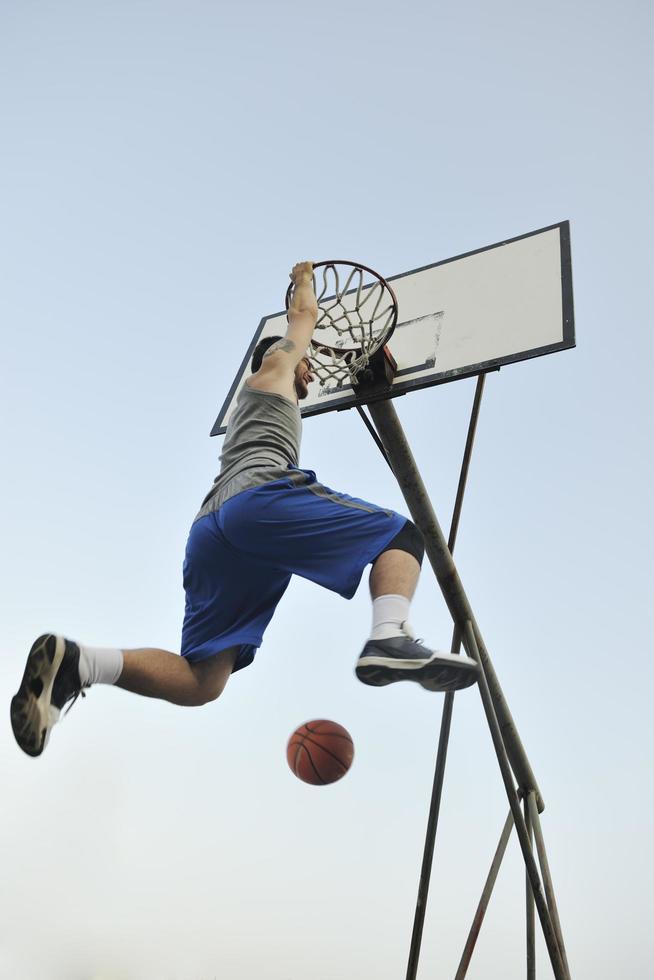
[
  {"x1": 191, "y1": 681, "x2": 225, "y2": 706},
  {"x1": 188, "y1": 649, "x2": 237, "y2": 706},
  {"x1": 374, "y1": 520, "x2": 425, "y2": 567}
]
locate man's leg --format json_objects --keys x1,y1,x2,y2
[
  {"x1": 10, "y1": 633, "x2": 238, "y2": 757},
  {"x1": 356, "y1": 521, "x2": 479, "y2": 692},
  {"x1": 367, "y1": 521, "x2": 423, "y2": 643},
  {"x1": 116, "y1": 646, "x2": 238, "y2": 706},
  {"x1": 369, "y1": 548, "x2": 420, "y2": 600}
]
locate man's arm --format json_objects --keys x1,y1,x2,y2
[{"x1": 259, "y1": 261, "x2": 318, "y2": 373}]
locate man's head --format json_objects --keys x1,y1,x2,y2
[{"x1": 250, "y1": 335, "x2": 314, "y2": 401}]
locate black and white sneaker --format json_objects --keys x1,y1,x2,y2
[
  {"x1": 10, "y1": 634, "x2": 87, "y2": 757},
  {"x1": 355, "y1": 625, "x2": 479, "y2": 693}
]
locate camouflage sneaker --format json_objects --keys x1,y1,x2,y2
[{"x1": 10, "y1": 634, "x2": 86, "y2": 757}]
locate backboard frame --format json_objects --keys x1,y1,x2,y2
[{"x1": 210, "y1": 221, "x2": 574, "y2": 436}]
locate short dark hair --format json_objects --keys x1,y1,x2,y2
[{"x1": 250, "y1": 335, "x2": 283, "y2": 373}]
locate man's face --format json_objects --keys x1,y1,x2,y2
[{"x1": 294, "y1": 356, "x2": 314, "y2": 401}]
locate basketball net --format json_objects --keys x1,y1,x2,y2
[{"x1": 286, "y1": 261, "x2": 398, "y2": 389}]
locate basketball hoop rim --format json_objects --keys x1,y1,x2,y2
[{"x1": 284, "y1": 259, "x2": 399, "y2": 356}]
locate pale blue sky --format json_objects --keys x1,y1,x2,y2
[{"x1": 1, "y1": 2, "x2": 652, "y2": 978}]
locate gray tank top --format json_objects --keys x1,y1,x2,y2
[{"x1": 195, "y1": 383, "x2": 302, "y2": 520}]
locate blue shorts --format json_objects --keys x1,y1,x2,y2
[{"x1": 180, "y1": 468, "x2": 407, "y2": 672}]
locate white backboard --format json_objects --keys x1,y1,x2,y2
[{"x1": 211, "y1": 221, "x2": 574, "y2": 435}]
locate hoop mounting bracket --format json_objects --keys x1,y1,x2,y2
[{"x1": 353, "y1": 345, "x2": 398, "y2": 399}]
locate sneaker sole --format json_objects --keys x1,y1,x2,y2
[
  {"x1": 10, "y1": 634, "x2": 65, "y2": 757},
  {"x1": 356, "y1": 653, "x2": 479, "y2": 692}
]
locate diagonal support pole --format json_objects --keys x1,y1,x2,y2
[
  {"x1": 367, "y1": 397, "x2": 544, "y2": 810},
  {"x1": 404, "y1": 678, "x2": 456, "y2": 980},
  {"x1": 356, "y1": 405, "x2": 395, "y2": 473},
  {"x1": 404, "y1": 374, "x2": 486, "y2": 980},
  {"x1": 462, "y1": 622, "x2": 569, "y2": 980},
  {"x1": 366, "y1": 397, "x2": 570, "y2": 979},
  {"x1": 454, "y1": 810, "x2": 515, "y2": 980},
  {"x1": 526, "y1": 796, "x2": 536, "y2": 980},
  {"x1": 527, "y1": 793, "x2": 571, "y2": 977}
]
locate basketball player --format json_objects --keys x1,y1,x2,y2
[{"x1": 11, "y1": 261, "x2": 478, "y2": 757}]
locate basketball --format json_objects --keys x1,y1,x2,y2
[{"x1": 287, "y1": 719, "x2": 354, "y2": 785}]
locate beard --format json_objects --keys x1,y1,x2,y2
[{"x1": 295, "y1": 380, "x2": 309, "y2": 400}]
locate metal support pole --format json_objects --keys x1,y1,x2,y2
[
  {"x1": 367, "y1": 397, "x2": 544, "y2": 813},
  {"x1": 454, "y1": 810, "x2": 515, "y2": 980},
  {"x1": 462, "y1": 622, "x2": 569, "y2": 980},
  {"x1": 447, "y1": 375, "x2": 486, "y2": 554},
  {"x1": 526, "y1": 796, "x2": 536, "y2": 980},
  {"x1": 527, "y1": 794, "x2": 571, "y2": 978},
  {"x1": 405, "y1": 375, "x2": 486, "y2": 980},
  {"x1": 405, "y1": 686, "x2": 455, "y2": 980},
  {"x1": 365, "y1": 398, "x2": 571, "y2": 978},
  {"x1": 356, "y1": 405, "x2": 394, "y2": 473}
]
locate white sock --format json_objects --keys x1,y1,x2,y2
[
  {"x1": 370, "y1": 594, "x2": 411, "y2": 641},
  {"x1": 78, "y1": 645, "x2": 124, "y2": 687}
]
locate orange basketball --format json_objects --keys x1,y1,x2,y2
[{"x1": 287, "y1": 719, "x2": 354, "y2": 785}]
